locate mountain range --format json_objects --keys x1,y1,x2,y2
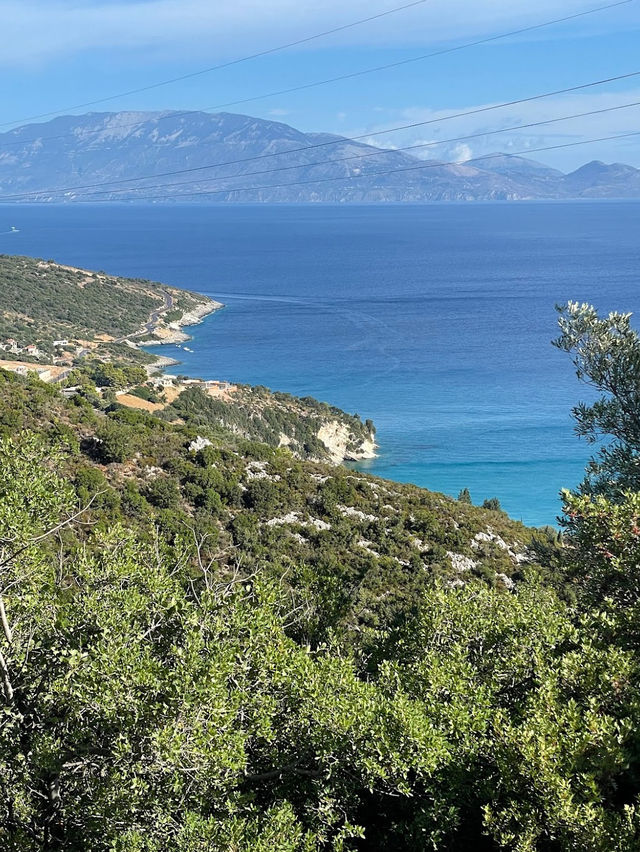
[{"x1": 1, "y1": 110, "x2": 639, "y2": 203}]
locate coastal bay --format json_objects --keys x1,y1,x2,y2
[{"x1": 3, "y1": 200, "x2": 639, "y2": 526}]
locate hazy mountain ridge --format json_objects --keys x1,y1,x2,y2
[{"x1": 0, "y1": 110, "x2": 639, "y2": 202}]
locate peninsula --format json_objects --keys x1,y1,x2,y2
[{"x1": 0, "y1": 253, "x2": 376, "y2": 464}]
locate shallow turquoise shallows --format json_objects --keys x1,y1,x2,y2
[{"x1": 3, "y1": 201, "x2": 639, "y2": 526}]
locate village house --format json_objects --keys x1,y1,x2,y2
[
  {"x1": 60, "y1": 386, "x2": 82, "y2": 398},
  {"x1": 151, "y1": 374, "x2": 177, "y2": 389},
  {"x1": 204, "y1": 380, "x2": 232, "y2": 391}
]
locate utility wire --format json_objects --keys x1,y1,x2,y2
[
  {"x1": 188, "y1": 0, "x2": 638, "y2": 114},
  {"x1": 3, "y1": 69, "x2": 639, "y2": 201},
  {"x1": 75, "y1": 100, "x2": 640, "y2": 199},
  {"x1": 0, "y1": 0, "x2": 632, "y2": 150},
  {"x1": 0, "y1": 0, "x2": 432, "y2": 129},
  {"x1": 85, "y1": 131, "x2": 640, "y2": 203}
]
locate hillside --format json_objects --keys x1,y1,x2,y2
[
  {"x1": 0, "y1": 253, "x2": 217, "y2": 363},
  {"x1": 0, "y1": 369, "x2": 554, "y2": 628},
  {"x1": 160, "y1": 384, "x2": 377, "y2": 465},
  {"x1": 1, "y1": 110, "x2": 640, "y2": 202},
  {"x1": 3, "y1": 300, "x2": 640, "y2": 848},
  {"x1": 1, "y1": 344, "x2": 634, "y2": 851},
  {"x1": 0, "y1": 254, "x2": 377, "y2": 464}
]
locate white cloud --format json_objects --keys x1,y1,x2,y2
[
  {"x1": 346, "y1": 89, "x2": 640, "y2": 169},
  {"x1": 0, "y1": 0, "x2": 637, "y2": 66},
  {"x1": 451, "y1": 143, "x2": 473, "y2": 161}
]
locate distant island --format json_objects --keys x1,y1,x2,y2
[{"x1": 0, "y1": 110, "x2": 639, "y2": 203}]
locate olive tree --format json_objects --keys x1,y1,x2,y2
[{"x1": 555, "y1": 302, "x2": 640, "y2": 495}]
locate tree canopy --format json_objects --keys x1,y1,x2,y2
[{"x1": 1, "y1": 301, "x2": 640, "y2": 848}]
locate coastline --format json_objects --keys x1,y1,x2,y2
[
  {"x1": 139, "y1": 291, "x2": 378, "y2": 464},
  {"x1": 144, "y1": 298, "x2": 224, "y2": 374},
  {"x1": 150, "y1": 299, "x2": 224, "y2": 346}
]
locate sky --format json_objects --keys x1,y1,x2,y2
[{"x1": 1, "y1": 0, "x2": 639, "y2": 170}]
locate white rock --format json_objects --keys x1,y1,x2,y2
[
  {"x1": 447, "y1": 552, "x2": 478, "y2": 573},
  {"x1": 189, "y1": 436, "x2": 212, "y2": 452},
  {"x1": 266, "y1": 512, "x2": 302, "y2": 527},
  {"x1": 309, "y1": 517, "x2": 332, "y2": 531},
  {"x1": 265, "y1": 513, "x2": 331, "y2": 532},
  {"x1": 337, "y1": 505, "x2": 377, "y2": 522},
  {"x1": 358, "y1": 539, "x2": 380, "y2": 557},
  {"x1": 245, "y1": 460, "x2": 281, "y2": 481},
  {"x1": 472, "y1": 529, "x2": 509, "y2": 551}
]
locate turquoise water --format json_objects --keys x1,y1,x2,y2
[{"x1": 2, "y1": 202, "x2": 639, "y2": 526}]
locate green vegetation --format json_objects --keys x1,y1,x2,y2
[
  {"x1": 555, "y1": 301, "x2": 640, "y2": 496},
  {"x1": 68, "y1": 361, "x2": 148, "y2": 390},
  {"x1": 162, "y1": 384, "x2": 376, "y2": 463},
  {"x1": 1, "y1": 301, "x2": 640, "y2": 849},
  {"x1": 0, "y1": 255, "x2": 212, "y2": 355}
]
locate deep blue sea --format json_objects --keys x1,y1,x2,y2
[{"x1": 2, "y1": 202, "x2": 639, "y2": 527}]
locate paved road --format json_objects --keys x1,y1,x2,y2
[
  {"x1": 113, "y1": 290, "x2": 175, "y2": 344},
  {"x1": 145, "y1": 290, "x2": 174, "y2": 333}
]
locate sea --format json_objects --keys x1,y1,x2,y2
[{"x1": 2, "y1": 201, "x2": 639, "y2": 527}]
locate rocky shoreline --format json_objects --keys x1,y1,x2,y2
[
  {"x1": 143, "y1": 298, "x2": 223, "y2": 373},
  {"x1": 150, "y1": 299, "x2": 224, "y2": 346},
  {"x1": 142, "y1": 293, "x2": 377, "y2": 464}
]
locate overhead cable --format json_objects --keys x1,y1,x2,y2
[
  {"x1": 0, "y1": 0, "x2": 632, "y2": 150},
  {"x1": 2, "y1": 69, "x2": 639, "y2": 201},
  {"x1": 0, "y1": 0, "x2": 432, "y2": 129}
]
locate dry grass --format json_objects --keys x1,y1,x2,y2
[
  {"x1": 0, "y1": 359, "x2": 68, "y2": 382},
  {"x1": 116, "y1": 393, "x2": 166, "y2": 413}
]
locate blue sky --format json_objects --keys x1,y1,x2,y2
[{"x1": 1, "y1": 0, "x2": 639, "y2": 170}]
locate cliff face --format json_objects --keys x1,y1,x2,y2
[
  {"x1": 316, "y1": 420, "x2": 377, "y2": 464},
  {"x1": 164, "y1": 384, "x2": 377, "y2": 465}
]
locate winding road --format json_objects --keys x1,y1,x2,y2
[{"x1": 114, "y1": 290, "x2": 175, "y2": 344}]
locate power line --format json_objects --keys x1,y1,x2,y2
[
  {"x1": 191, "y1": 0, "x2": 638, "y2": 115},
  {"x1": 87, "y1": 131, "x2": 640, "y2": 203},
  {"x1": 3, "y1": 69, "x2": 639, "y2": 202},
  {"x1": 0, "y1": 0, "x2": 432, "y2": 129},
  {"x1": 0, "y1": 0, "x2": 631, "y2": 152},
  {"x1": 76, "y1": 100, "x2": 640, "y2": 199}
]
